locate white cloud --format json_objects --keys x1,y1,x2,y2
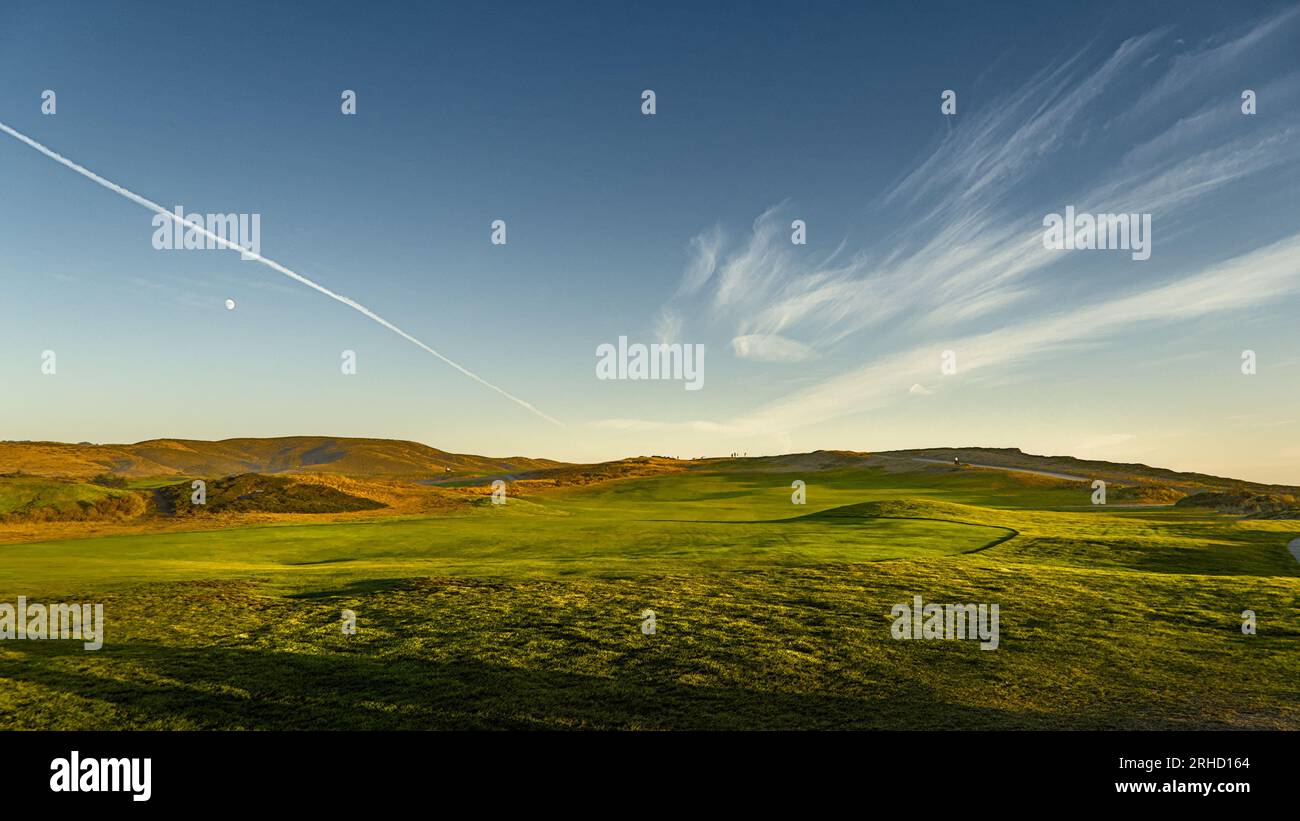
[
  {"x1": 653, "y1": 308, "x2": 683, "y2": 344},
  {"x1": 731, "y1": 333, "x2": 816, "y2": 363},
  {"x1": 729, "y1": 231, "x2": 1300, "y2": 436},
  {"x1": 606, "y1": 231, "x2": 1300, "y2": 437},
  {"x1": 1126, "y1": 7, "x2": 1299, "y2": 117},
  {"x1": 677, "y1": 225, "x2": 724, "y2": 298},
  {"x1": 653, "y1": 17, "x2": 1300, "y2": 359},
  {"x1": 622, "y1": 11, "x2": 1300, "y2": 448}
]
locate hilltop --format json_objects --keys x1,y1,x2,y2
[
  {"x1": 0, "y1": 436, "x2": 565, "y2": 480},
  {"x1": 876, "y1": 446, "x2": 1298, "y2": 494},
  {"x1": 2, "y1": 437, "x2": 1297, "y2": 498},
  {"x1": 2, "y1": 439, "x2": 1297, "y2": 537},
  {"x1": 694, "y1": 447, "x2": 1299, "y2": 496}
]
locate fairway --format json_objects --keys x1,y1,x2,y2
[
  {"x1": 2, "y1": 463, "x2": 1298, "y2": 730},
  {"x1": 0, "y1": 497, "x2": 1007, "y2": 596}
]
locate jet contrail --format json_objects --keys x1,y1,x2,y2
[{"x1": 0, "y1": 119, "x2": 562, "y2": 426}]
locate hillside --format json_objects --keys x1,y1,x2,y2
[
  {"x1": 5, "y1": 452, "x2": 1298, "y2": 730},
  {"x1": 2, "y1": 438, "x2": 1296, "y2": 503},
  {"x1": 705, "y1": 447, "x2": 1299, "y2": 496},
  {"x1": 0, "y1": 437, "x2": 566, "y2": 480},
  {"x1": 875, "y1": 447, "x2": 1299, "y2": 494},
  {"x1": 1175, "y1": 490, "x2": 1300, "y2": 519},
  {"x1": 0, "y1": 476, "x2": 147, "y2": 523}
]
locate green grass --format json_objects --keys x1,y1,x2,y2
[
  {"x1": 1, "y1": 467, "x2": 1298, "y2": 729},
  {"x1": 0, "y1": 477, "x2": 126, "y2": 514},
  {"x1": 0, "y1": 500, "x2": 1004, "y2": 595}
]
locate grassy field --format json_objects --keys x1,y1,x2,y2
[{"x1": 1, "y1": 464, "x2": 1298, "y2": 729}]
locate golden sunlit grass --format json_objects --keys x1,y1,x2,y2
[{"x1": 1, "y1": 459, "x2": 1297, "y2": 730}]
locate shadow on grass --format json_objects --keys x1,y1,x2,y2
[
  {"x1": 285, "y1": 578, "x2": 418, "y2": 599},
  {"x1": 0, "y1": 640, "x2": 1065, "y2": 731}
]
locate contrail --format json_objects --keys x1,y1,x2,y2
[{"x1": 0, "y1": 119, "x2": 562, "y2": 426}]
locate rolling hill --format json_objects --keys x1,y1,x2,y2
[
  {"x1": 713, "y1": 447, "x2": 1300, "y2": 497},
  {"x1": 3, "y1": 449, "x2": 1297, "y2": 730},
  {"x1": 0, "y1": 436, "x2": 566, "y2": 479},
  {"x1": 3, "y1": 439, "x2": 1297, "y2": 522}
]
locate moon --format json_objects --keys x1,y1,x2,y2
[{"x1": 225, "y1": 298, "x2": 236, "y2": 310}]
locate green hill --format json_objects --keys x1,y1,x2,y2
[{"x1": 0, "y1": 476, "x2": 146, "y2": 523}]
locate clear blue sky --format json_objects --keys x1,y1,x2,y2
[{"x1": 2, "y1": 1, "x2": 1298, "y2": 482}]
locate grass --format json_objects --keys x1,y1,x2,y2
[
  {"x1": 0, "y1": 477, "x2": 127, "y2": 515},
  {"x1": 1, "y1": 466, "x2": 1297, "y2": 730},
  {"x1": 0, "y1": 498, "x2": 1004, "y2": 593}
]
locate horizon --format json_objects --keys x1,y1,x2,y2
[
  {"x1": 3, "y1": 1, "x2": 1299, "y2": 483},
  {"x1": 3, "y1": 433, "x2": 1295, "y2": 488}
]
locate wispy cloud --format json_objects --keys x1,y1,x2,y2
[
  {"x1": 623, "y1": 9, "x2": 1300, "y2": 442},
  {"x1": 732, "y1": 231, "x2": 1300, "y2": 436},
  {"x1": 1124, "y1": 6, "x2": 1300, "y2": 117},
  {"x1": 607, "y1": 206, "x2": 1300, "y2": 436},
  {"x1": 731, "y1": 333, "x2": 817, "y2": 363},
  {"x1": 652, "y1": 10, "x2": 1300, "y2": 363}
]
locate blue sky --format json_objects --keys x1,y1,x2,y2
[{"x1": 1, "y1": 1, "x2": 1298, "y2": 482}]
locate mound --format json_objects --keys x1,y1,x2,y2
[
  {"x1": 506, "y1": 456, "x2": 688, "y2": 490},
  {"x1": 803, "y1": 498, "x2": 1002, "y2": 524},
  {"x1": 1174, "y1": 491, "x2": 1300, "y2": 519},
  {"x1": 0, "y1": 476, "x2": 147, "y2": 523},
  {"x1": 1108, "y1": 485, "x2": 1186, "y2": 504},
  {"x1": 157, "y1": 474, "x2": 387, "y2": 516}
]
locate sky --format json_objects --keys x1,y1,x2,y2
[{"x1": 1, "y1": 0, "x2": 1298, "y2": 483}]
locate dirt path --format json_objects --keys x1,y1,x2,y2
[
  {"x1": 419, "y1": 473, "x2": 518, "y2": 487},
  {"x1": 907, "y1": 457, "x2": 1088, "y2": 482}
]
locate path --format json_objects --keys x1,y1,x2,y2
[{"x1": 907, "y1": 457, "x2": 1089, "y2": 482}]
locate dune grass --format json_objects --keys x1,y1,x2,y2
[{"x1": 0, "y1": 477, "x2": 127, "y2": 515}]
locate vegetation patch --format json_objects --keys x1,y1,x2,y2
[
  {"x1": 158, "y1": 474, "x2": 387, "y2": 516},
  {"x1": 1175, "y1": 491, "x2": 1300, "y2": 519},
  {"x1": 0, "y1": 477, "x2": 146, "y2": 523}
]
